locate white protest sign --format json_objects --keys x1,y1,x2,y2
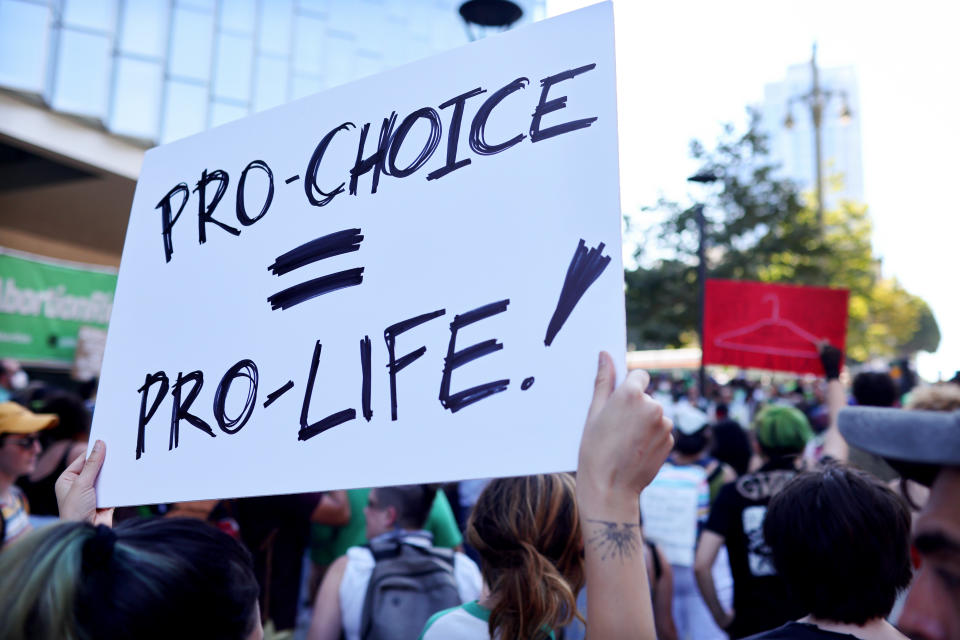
[
  {"x1": 91, "y1": 2, "x2": 625, "y2": 506},
  {"x1": 640, "y1": 468, "x2": 702, "y2": 567}
]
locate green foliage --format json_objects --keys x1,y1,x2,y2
[{"x1": 627, "y1": 112, "x2": 940, "y2": 361}]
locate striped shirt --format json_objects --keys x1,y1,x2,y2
[{"x1": 1, "y1": 486, "x2": 31, "y2": 547}]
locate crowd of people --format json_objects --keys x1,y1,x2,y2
[{"x1": 0, "y1": 350, "x2": 959, "y2": 640}]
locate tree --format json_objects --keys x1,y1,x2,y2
[{"x1": 627, "y1": 112, "x2": 940, "y2": 361}]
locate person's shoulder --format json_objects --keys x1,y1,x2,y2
[
  {"x1": 744, "y1": 622, "x2": 854, "y2": 640},
  {"x1": 418, "y1": 602, "x2": 489, "y2": 640},
  {"x1": 345, "y1": 544, "x2": 375, "y2": 568},
  {"x1": 452, "y1": 550, "x2": 483, "y2": 598},
  {"x1": 4, "y1": 484, "x2": 27, "y2": 508},
  {"x1": 453, "y1": 550, "x2": 479, "y2": 571},
  {"x1": 712, "y1": 478, "x2": 739, "y2": 503}
]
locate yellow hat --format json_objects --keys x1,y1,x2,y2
[{"x1": 0, "y1": 402, "x2": 59, "y2": 436}]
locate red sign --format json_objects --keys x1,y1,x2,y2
[{"x1": 702, "y1": 279, "x2": 849, "y2": 375}]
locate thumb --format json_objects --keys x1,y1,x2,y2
[
  {"x1": 587, "y1": 351, "x2": 616, "y2": 423},
  {"x1": 77, "y1": 440, "x2": 106, "y2": 487}
]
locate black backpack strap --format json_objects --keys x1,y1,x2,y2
[
  {"x1": 706, "y1": 462, "x2": 723, "y2": 485},
  {"x1": 645, "y1": 539, "x2": 662, "y2": 581}
]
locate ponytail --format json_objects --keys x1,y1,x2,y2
[
  {"x1": 467, "y1": 475, "x2": 584, "y2": 639},
  {"x1": 0, "y1": 518, "x2": 258, "y2": 640}
]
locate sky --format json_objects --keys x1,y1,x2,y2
[{"x1": 546, "y1": 0, "x2": 960, "y2": 381}]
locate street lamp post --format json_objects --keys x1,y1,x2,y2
[
  {"x1": 458, "y1": 0, "x2": 523, "y2": 40},
  {"x1": 783, "y1": 43, "x2": 853, "y2": 228},
  {"x1": 688, "y1": 170, "x2": 721, "y2": 399}
]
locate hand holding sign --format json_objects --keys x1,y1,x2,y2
[
  {"x1": 578, "y1": 352, "x2": 674, "y2": 508},
  {"x1": 56, "y1": 440, "x2": 114, "y2": 527}
]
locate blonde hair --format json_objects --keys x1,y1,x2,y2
[
  {"x1": 906, "y1": 383, "x2": 960, "y2": 412},
  {"x1": 467, "y1": 474, "x2": 584, "y2": 640}
]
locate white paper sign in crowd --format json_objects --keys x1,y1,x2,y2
[{"x1": 90, "y1": 2, "x2": 625, "y2": 506}]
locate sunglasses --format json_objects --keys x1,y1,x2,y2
[{"x1": 13, "y1": 435, "x2": 40, "y2": 449}]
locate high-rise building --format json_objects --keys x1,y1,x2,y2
[
  {"x1": 0, "y1": 0, "x2": 543, "y2": 267},
  {"x1": 756, "y1": 57, "x2": 864, "y2": 210}
]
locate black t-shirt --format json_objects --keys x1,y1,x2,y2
[
  {"x1": 745, "y1": 622, "x2": 863, "y2": 640},
  {"x1": 703, "y1": 459, "x2": 806, "y2": 638},
  {"x1": 231, "y1": 493, "x2": 323, "y2": 631}
]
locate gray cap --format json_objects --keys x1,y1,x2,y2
[{"x1": 838, "y1": 406, "x2": 960, "y2": 486}]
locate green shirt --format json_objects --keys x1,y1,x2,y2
[{"x1": 310, "y1": 488, "x2": 462, "y2": 565}]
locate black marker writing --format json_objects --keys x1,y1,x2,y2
[
  {"x1": 349, "y1": 113, "x2": 396, "y2": 196},
  {"x1": 384, "y1": 308, "x2": 446, "y2": 420},
  {"x1": 299, "y1": 341, "x2": 356, "y2": 441},
  {"x1": 360, "y1": 336, "x2": 373, "y2": 421},
  {"x1": 439, "y1": 299, "x2": 510, "y2": 413},
  {"x1": 155, "y1": 183, "x2": 189, "y2": 263},
  {"x1": 212, "y1": 359, "x2": 258, "y2": 434},
  {"x1": 267, "y1": 229, "x2": 363, "y2": 277},
  {"x1": 530, "y1": 63, "x2": 598, "y2": 143},
  {"x1": 268, "y1": 267, "x2": 364, "y2": 311},
  {"x1": 545, "y1": 239, "x2": 610, "y2": 346},
  {"x1": 136, "y1": 371, "x2": 169, "y2": 459},
  {"x1": 305, "y1": 122, "x2": 354, "y2": 206},
  {"x1": 469, "y1": 77, "x2": 529, "y2": 156},
  {"x1": 236, "y1": 160, "x2": 274, "y2": 226},
  {"x1": 195, "y1": 169, "x2": 239, "y2": 243},
  {"x1": 388, "y1": 108, "x2": 442, "y2": 178},
  {"x1": 426, "y1": 87, "x2": 485, "y2": 181},
  {"x1": 170, "y1": 370, "x2": 214, "y2": 450},
  {"x1": 263, "y1": 380, "x2": 294, "y2": 408}
]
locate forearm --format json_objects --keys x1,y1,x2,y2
[
  {"x1": 311, "y1": 490, "x2": 351, "y2": 526},
  {"x1": 821, "y1": 378, "x2": 848, "y2": 462},
  {"x1": 579, "y1": 484, "x2": 653, "y2": 640},
  {"x1": 654, "y1": 569, "x2": 678, "y2": 640},
  {"x1": 694, "y1": 562, "x2": 726, "y2": 625}
]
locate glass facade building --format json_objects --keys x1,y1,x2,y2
[
  {"x1": 757, "y1": 62, "x2": 864, "y2": 209},
  {"x1": 0, "y1": 0, "x2": 545, "y2": 145}
]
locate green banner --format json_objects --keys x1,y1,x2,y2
[{"x1": 0, "y1": 248, "x2": 117, "y2": 367}]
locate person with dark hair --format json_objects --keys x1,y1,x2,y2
[
  {"x1": 0, "y1": 517, "x2": 262, "y2": 640},
  {"x1": 0, "y1": 440, "x2": 263, "y2": 640},
  {"x1": 0, "y1": 359, "x2": 27, "y2": 403},
  {"x1": 694, "y1": 405, "x2": 813, "y2": 638},
  {"x1": 308, "y1": 483, "x2": 482, "y2": 640},
  {"x1": 711, "y1": 403, "x2": 752, "y2": 477},
  {"x1": 839, "y1": 406, "x2": 960, "y2": 640},
  {"x1": 0, "y1": 401, "x2": 57, "y2": 548},
  {"x1": 852, "y1": 372, "x2": 898, "y2": 408},
  {"x1": 17, "y1": 391, "x2": 90, "y2": 519},
  {"x1": 847, "y1": 371, "x2": 900, "y2": 481},
  {"x1": 748, "y1": 465, "x2": 912, "y2": 640}
]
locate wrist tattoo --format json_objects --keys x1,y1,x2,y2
[{"x1": 586, "y1": 519, "x2": 640, "y2": 562}]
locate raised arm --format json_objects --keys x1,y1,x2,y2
[
  {"x1": 818, "y1": 343, "x2": 848, "y2": 463},
  {"x1": 311, "y1": 490, "x2": 351, "y2": 526},
  {"x1": 577, "y1": 352, "x2": 673, "y2": 640}
]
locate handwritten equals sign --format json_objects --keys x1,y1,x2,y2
[{"x1": 267, "y1": 228, "x2": 364, "y2": 310}]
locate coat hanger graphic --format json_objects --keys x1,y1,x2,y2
[{"x1": 713, "y1": 294, "x2": 824, "y2": 359}]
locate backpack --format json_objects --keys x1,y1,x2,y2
[{"x1": 359, "y1": 538, "x2": 461, "y2": 640}]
